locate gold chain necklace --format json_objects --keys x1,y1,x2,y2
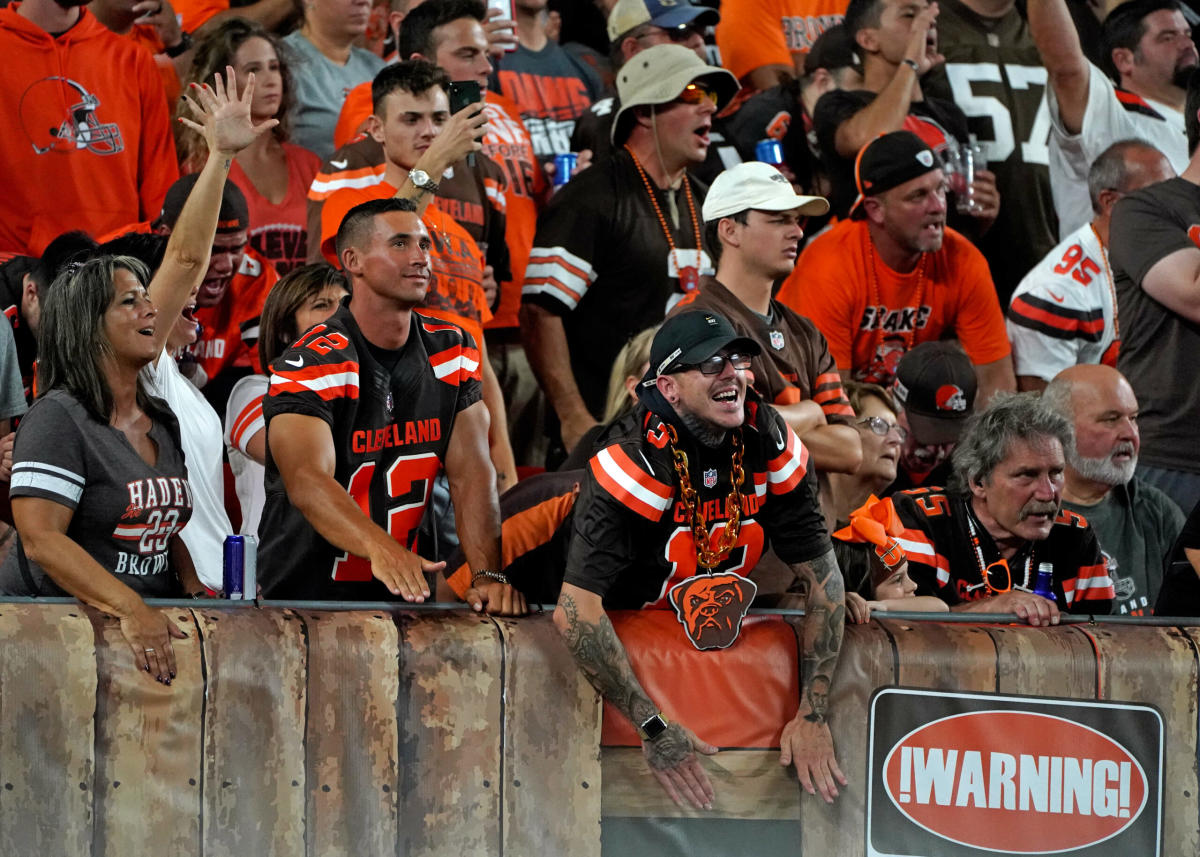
[
  {"x1": 1088, "y1": 223, "x2": 1119, "y2": 345},
  {"x1": 666, "y1": 423, "x2": 746, "y2": 569}
]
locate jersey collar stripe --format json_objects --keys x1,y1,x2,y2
[
  {"x1": 10, "y1": 470, "x2": 83, "y2": 504},
  {"x1": 766, "y1": 427, "x2": 809, "y2": 494},
  {"x1": 422, "y1": 322, "x2": 462, "y2": 335},
  {"x1": 12, "y1": 460, "x2": 84, "y2": 486}
]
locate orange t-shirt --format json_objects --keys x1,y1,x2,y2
[
  {"x1": 319, "y1": 182, "x2": 492, "y2": 346},
  {"x1": 776, "y1": 219, "x2": 1010, "y2": 385},
  {"x1": 125, "y1": 25, "x2": 181, "y2": 103},
  {"x1": 715, "y1": 0, "x2": 845, "y2": 83}
]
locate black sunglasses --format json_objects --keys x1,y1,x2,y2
[{"x1": 676, "y1": 352, "x2": 752, "y2": 375}]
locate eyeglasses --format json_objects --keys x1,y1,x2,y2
[
  {"x1": 677, "y1": 352, "x2": 752, "y2": 375},
  {"x1": 675, "y1": 82, "x2": 719, "y2": 108},
  {"x1": 857, "y1": 415, "x2": 907, "y2": 441}
]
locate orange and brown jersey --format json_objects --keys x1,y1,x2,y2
[
  {"x1": 318, "y1": 180, "x2": 492, "y2": 348},
  {"x1": 673, "y1": 277, "x2": 853, "y2": 423},
  {"x1": 258, "y1": 305, "x2": 481, "y2": 601},
  {"x1": 563, "y1": 395, "x2": 830, "y2": 610},
  {"x1": 191, "y1": 247, "x2": 279, "y2": 385},
  {"x1": 890, "y1": 488, "x2": 1114, "y2": 613},
  {"x1": 306, "y1": 133, "x2": 510, "y2": 282}
]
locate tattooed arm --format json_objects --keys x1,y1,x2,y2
[
  {"x1": 779, "y1": 547, "x2": 848, "y2": 803},
  {"x1": 553, "y1": 582, "x2": 718, "y2": 809}
]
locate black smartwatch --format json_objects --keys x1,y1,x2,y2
[
  {"x1": 637, "y1": 712, "x2": 670, "y2": 741},
  {"x1": 165, "y1": 30, "x2": 193, "y2": 58}
]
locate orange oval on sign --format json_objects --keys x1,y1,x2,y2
[{"x1": 883, "y1": 710, "x2": 1147, "y2": 853}]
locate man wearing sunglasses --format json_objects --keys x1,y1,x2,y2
[
  {"x1": 554, "y1": 309, "x2": 849, "y2": 810},
  {"x1": 522, "y1": 44, "x2": 738, "y2": 465},
  {"x1": 891, "y1": 392, "x2": 1114, "y2": 625},
  {"x1": 570, "y1": 0, "x2": 741, "y2": 185},
  {"x1": 671, "y1": 160, "x2": 863, "y2": 475}
]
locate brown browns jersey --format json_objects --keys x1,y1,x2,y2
[{"x1": 673, "y1": 276, "x2": 853, "y2": 422}]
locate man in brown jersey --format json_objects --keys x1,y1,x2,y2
[{"x1": 673, "y1": 160, "x2": 862, "y2": 474}]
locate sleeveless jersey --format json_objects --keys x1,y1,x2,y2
[
  {"x1": 563, "y1": 395, "x2": 831, "y2": 609},
  {"x1": 890, "y1": 488, "x2": 1114, "y2": 613},
  {"x1": 258, "y1": 304, "x2": 482, "y2": 600}
]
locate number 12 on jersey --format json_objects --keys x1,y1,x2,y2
[{"x1": 331, "y1": 452, "x2": 441, "y2": 582}]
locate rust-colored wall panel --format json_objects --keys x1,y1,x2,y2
[
  {"x1": 988, "y1": 625, "x2": 1098, "y2": 698},
  {"x1": 90, "y1": 608, "x2": 203, "y2": 857},
  {"x1": 397, "y1": 613, "x2": 503, "y2": 857},
  {"x1": 799, "y1": 620, "x2": 899, "y2": 856},
  {"x1": 300, "y1": 610, "x2": 401, "y2": 857},
  {"x1": 601, "y1": 747, "x2": 794, "y2": 819},
  {"x1": 495, "y1": 615, "x2": 602, "y2": 856},
  {"x1": 1089, "y1": 624, "x2": 1199, "y2": 855},
  {"x1": 197, "y1": 608, "x2": 307, "y2": 857},
  {"x1": 0, "y1": 604, "x2": 95, "y2": 857},
  {"x1": 877, "y1": 618, "x2": 998, "y2": 691}
]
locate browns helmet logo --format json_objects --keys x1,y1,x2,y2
[
  {"x1": 935, "y1": 384, "x2": 967, "y2": 412},
  {"x1": 20, "y1": 77, "x2": 124, "y2": 156},
  {"x1": 668, "y1": 572, "x2": 757, "y2": 650}
]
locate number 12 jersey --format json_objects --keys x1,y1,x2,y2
[{"x1": 258, "y1": 304, "x2": 482, "y2": 600}]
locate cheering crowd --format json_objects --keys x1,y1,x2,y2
[{"x1": 2, "y1": 0, "x2": 1200, "y2": 811}]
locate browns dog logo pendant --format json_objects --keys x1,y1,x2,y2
[{"x1": 668, "y1": 571, "x2": 757, "y2": 650}]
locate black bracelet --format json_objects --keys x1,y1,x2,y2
[{"x1": 165, "y1": 30, "x2": 193, "y2": 58}]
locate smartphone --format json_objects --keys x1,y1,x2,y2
[
  {"x1": 487, "y1": 0, "x2": 517, "y2": 52},
  {"x1": 447, "y1": 80, "x2": 483, "y2": 116}
]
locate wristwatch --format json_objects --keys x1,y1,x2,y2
[
  {"x1": 164, "y1": 30, "x2": 193, "y2": 58},
  {"x1": 637, "y1": 712, "x2": 670, "y2": 741},
  {"x1": 408, "y1": 169, "x2": 440, "y2": 194}
]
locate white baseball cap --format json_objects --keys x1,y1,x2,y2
[{"x1": 702, "y1": 161, "x2": 830, "y2": 222}]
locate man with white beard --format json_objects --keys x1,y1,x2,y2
[{"x1": 1044, "y1": 364, "x2": 1185, "y2": 615}]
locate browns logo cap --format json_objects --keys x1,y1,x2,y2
[{"x1": 891, "y1": 341, "x2": 977, "y2": 446}]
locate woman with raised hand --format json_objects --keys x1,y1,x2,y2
[{"x1": 0, "y1": 68, "x2": 276, "y2": 684}]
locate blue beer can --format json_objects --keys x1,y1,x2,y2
[
  {"x1": 554, "y1": 152, "x2": 578, "y2": 187},
  {"x1": 223, "y1": 535, "x2": 245, "y2": 599},
  {"x1": 755, "y1": 138, "x2": 784, "y2": 165}
]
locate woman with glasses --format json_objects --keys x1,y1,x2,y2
[{"x1": 821, "y1": 381, "x2": 907, "y2": 596}]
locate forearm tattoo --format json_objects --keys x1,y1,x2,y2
[
  {"x1": 559, "y1": 593, "x2": 658, "y2": 727},
  {"x1": 795, "y1": 549, "x2": 845, "y2": 723}
]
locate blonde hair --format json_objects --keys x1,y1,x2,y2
[{"x1": 603, "y1": 325, "x2": 658, "y2": 422}]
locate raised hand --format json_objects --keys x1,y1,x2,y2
[{"x1": 179, "y1": 65, "x2": 279, "y2": 157}]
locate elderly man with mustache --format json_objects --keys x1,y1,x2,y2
[
  {"x1": 889, "y1": 391, "x2": 1115, "y2": 625},
  {"x1": 1043, "y1": 365, "x2": 1185, "y2": 616}
]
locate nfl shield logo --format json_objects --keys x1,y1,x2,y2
[
  {"x1": 769, "y1": 330, "x2": 785, "y2": 350},
  {"x1": 703, "y1": 468, "x2": 718, "y2": 488}
]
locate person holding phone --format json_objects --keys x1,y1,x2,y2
[{"x1": 317, "y1": 60, "x2": 518, "y2": 500}]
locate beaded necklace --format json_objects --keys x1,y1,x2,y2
[
  {"x1": 1088, "y1": 223, "x2": 1119, "y2": 346},
  {"x1": 625, "y1": 144, "x2": 703, "y2": 292},
  {"x1": 965, "y1": 508, "x2": 1033, "y2": 595},
  {"x1": 863, "y1": 227, "x2": 928, "y2": 358}
]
